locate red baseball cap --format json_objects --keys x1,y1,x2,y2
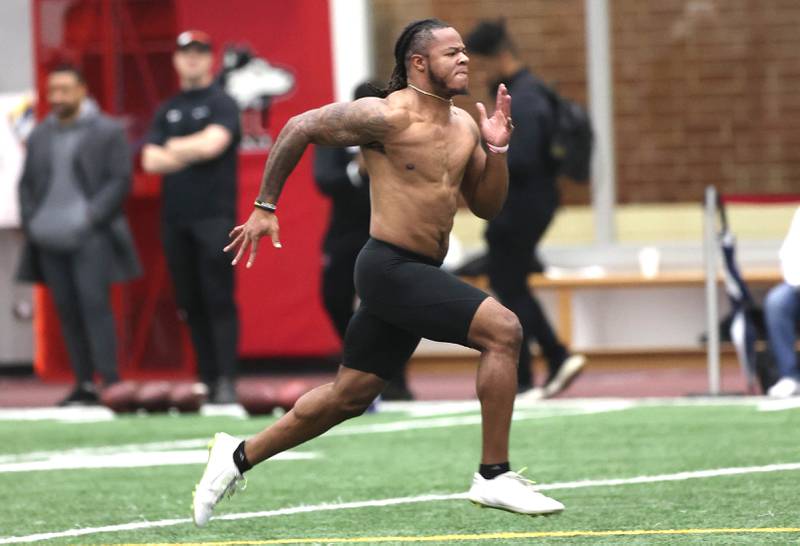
[{"x1": 176, "y1": 30, "x2": 212, "y2": 51}]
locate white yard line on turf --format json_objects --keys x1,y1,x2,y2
[
  {"x1": 0, "y1": 403, "x2": 632, "y2": 465},
  {"x1": 2, "y1": 461, "x2": 799, "y2": 544},
  {"x1": 0, "y1": 396, "x2": 773, "y2": 424},
  {"x1": 535, "y1": 462, "x2": 800, "y2": 491},
  {"x1": 327, "y1": 402, "x2": 634, "y2": 436},
  {"x1": 757, "y1": 398, "x2": 800, "y2": 412},
  {"x1": 0, "y1": 396, "x2": 781, "y2": 425},
  {"x1": 386, "y1": 396, "x2": 775, "y2": 413},
  {"x1": 0, "y1": 439, "x2": 211, "y2": 464},
  {"x1": 388, "y1": 398, "x2": 636, "y2": 416},
  {"x1": 378, "y1": 400, "x2": 482, "y2": 416},
  {"x1": 0, "y1": 407, "x2": 115, "y2": 422},
  {"x1": 0, "y1": 449, "x2": 317, "y2": 473}
]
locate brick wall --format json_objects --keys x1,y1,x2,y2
[
  {"x1": 369, "y1": 0, "x2": 800, "y2": 204},
  {"x1": 614, "y1": 0, "x2": 800, "y2": 202},
  {"x1": 370, "y1": 0, "x2": 590, "y2": 204}
]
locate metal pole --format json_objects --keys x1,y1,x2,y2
[
  {"x1": 703, "y1": 186, "x2": 721, "y2": 395},
  {"x1": 585, "y1": 0, "x2": 617, "y2": 244}
]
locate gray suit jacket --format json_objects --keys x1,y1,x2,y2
[{"x1": 16, "y1": 112, "x2": 142, "y2": 283}]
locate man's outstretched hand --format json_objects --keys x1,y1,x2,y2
[
  {"x1": 224, "y1": 209, "x2": 282, "y2": 268},
  {"x1": 475, "y1": 83, "x2": 513, "y2": 148}
]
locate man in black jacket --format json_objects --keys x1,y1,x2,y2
[
  {"x1": 142, "y1": 31, "x2": 241, "y2": 404},
  {"x1": 17, "y1": 64, "x2": 141, "y2": 405},
  {"x1": 465, "y1": 20, "x2": 584, "y2": 399},
  {"x1": 312, "y1": 82, "x2": 413, "y2": 401}
]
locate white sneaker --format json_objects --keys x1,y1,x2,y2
[
  {"x1": 767, "y1": 377, "x2": 799, "y2": 398},
  {"x1": 543, "y1": 354, "x2": 586, "y2": 398},
  {"x1": 516, "y1": 387, "x2": 546, "y2": 402},
  {"x1": 192, "y1": 432, "x2": 246, "y2": 527},
  {"x1": 467, "y1": 470, "x2": 564, "y2": 515}
]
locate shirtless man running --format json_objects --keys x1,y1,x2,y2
[{"x1": 192, "y1": 18, "x2": 565, "y2": 527}]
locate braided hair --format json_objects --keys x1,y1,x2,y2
[{"x1": 379, "y1": 18, "x2": 450, "y2": 97}]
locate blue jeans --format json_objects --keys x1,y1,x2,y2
[{"x1": 764, "y1": 282, "x2": 800, "y2": 380}]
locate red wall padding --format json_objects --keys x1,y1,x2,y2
[{"x1": 32, "y1": 0, "x2": 340, "y2": 381}]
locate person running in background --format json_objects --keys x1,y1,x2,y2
[{"x1": 465, "y1": 19, "x2": 585, "y2": 400}]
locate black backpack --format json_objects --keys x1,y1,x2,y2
[{"x1": 537, "y1": 82, "x2": 594, "y2": 184}]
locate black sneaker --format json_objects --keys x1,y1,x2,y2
[
  {"x1": 58, "y1": 384, "x2": 100, "y2": 407},
  {"x1": 381, "y1": 382, "x2": 414, "y2": 401},
  {"x1": 210, "y1": 377, "x2": 238, "y2": 405}
]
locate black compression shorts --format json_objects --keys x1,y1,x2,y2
[{"x1": 343, "y1": 238, "x2": 489, "y2": 380}]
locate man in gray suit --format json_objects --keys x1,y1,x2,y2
[{"x1": 17, "y1": 64, "x2": 141, "y2": 406}]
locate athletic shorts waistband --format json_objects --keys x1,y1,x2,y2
[{"x1": 367, "y1": 238, "x2": 443, "y2": 267}]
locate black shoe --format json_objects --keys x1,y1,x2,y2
[
  {"x1": 381, "y1": 382, "x2": 414, "y2": 401},
  {"x1": 210, "y1": 377, "x2": 238, "y2": 405},
  {"x1": 58, "y1": 384, "x2": 99, "y2": 407},
  {"x1": 517, "y1": 383, "x2": 534, "y2": 394}
]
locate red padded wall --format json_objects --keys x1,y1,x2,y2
[
  {"x1": 175, "y1": 0, "x2": 340, "y2": 358},
  {"x1": 32, "y1": 0, "x2": 339, "y2": 381}
]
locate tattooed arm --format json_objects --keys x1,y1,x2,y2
[
  {"x1": 225, "y1": 98, "x2": 405, "y2": 268},
  {"x1": 255, "y1": 97, "x2": 403, "y2": 204}
]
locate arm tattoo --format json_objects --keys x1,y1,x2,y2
[
  {"x1": 307, "y1": 99, "x2": 393, "y2": 146},
  {"x1": 256, "y1": 117, "x2": 308, "y2": 203},
  {"x1": 257, "y1": 99, "x2": 394, "y2": 203}
]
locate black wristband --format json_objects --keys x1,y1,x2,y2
[{"x1": 254, "y1": 200, "x2": 277, "y2": 213}]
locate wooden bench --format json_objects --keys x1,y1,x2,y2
[{"x1": 463, "y1": 269, "x2": 783, "y2": 346}]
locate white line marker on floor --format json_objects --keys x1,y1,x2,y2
[
  {"x1": 537, "y1": 462, "x2": 800, "y2": 491},
  {"x1": 0, "y1": 403, "x2": 631, "y2": 466},
  {"x1": 2, "y1": 461, "x2": 798, "y2": 544},
  {"x1": 757, "y1": 398, "x2": 800, "y2": 412},
  {"x1": 0, "y1": 439, "x2": 210, "y2": 464},
  {"x1": 0, "y1": 449, "x2": 317, "y2": 473},
  {"x1": 0, "y1": 407, "x2": 115, "y2": 423},
  {"x1": 0, "y1": 396, "x2": 767, "y2": 424},
  {"x1": 327, "y1": 402, "x2": 633, "y2": 436}
]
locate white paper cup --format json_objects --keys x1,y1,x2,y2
[{"x1": 638, "y1": 246, "x2": 661, "y2": 278}]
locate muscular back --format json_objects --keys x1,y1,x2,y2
[{"x1": 363, "y1": 90, "x2": 479, "y2": 261}]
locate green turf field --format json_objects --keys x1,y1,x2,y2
[{"x1": 1, "y1": 399, "x2": 799, "y2": 545}]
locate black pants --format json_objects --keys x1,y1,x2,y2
[
  {"x1": 486, "y1": 207, "x2": 567, "y2": 389},
  {"x1": 162, "y1": 217, "x2": 239, "y2": 386},
  {"x1": 38, "y1": 232, "x2": 119, "y2": 385},
  {"x1": 321, "y1": 236, "x2": 368, "y2": 340}
]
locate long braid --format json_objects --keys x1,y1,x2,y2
[{"x1": 379, "y1": 18, "x2": 449, "y2": 97}]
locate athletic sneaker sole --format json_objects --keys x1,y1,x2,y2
[{"x1": 470, "y1": 500, "x2": 564, "y2": 516}]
